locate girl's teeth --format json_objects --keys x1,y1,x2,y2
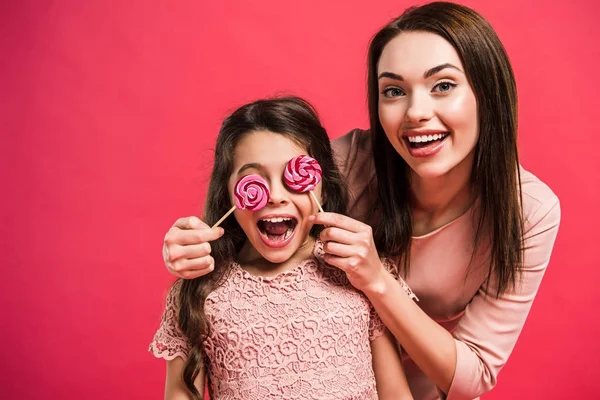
[{"x1": 262, "y1": 217, "x2": 291, "y2": 223}]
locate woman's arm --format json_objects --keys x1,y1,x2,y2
[
  {"x1": 164, "y1": 357, "x2": 205, "y2": 400},
  {"x1": 311, "y1": 198, "x2": 560, "y2": 399},
  {"x1": 371, "y1": 328, "x2": 414, "y2": 399},
  {"x1": 310, "y1": 212, "x2": 458, "y2": 392},
  {"x1": 368, "y1": 270, "x2": 457, "y2": 394}
]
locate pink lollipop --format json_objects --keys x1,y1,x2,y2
[
  {"x1": 284, "y1": 155, "x2": 324, "y2": 212},
  {"x1": 234, "y1": 174, "x2": 270, "y2": 210},
  {"x1": 212, "y1": 174, "x2": 270, "y2": 228}
]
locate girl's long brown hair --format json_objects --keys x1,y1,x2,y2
[
  {"x1": 177, "y1": 96, "x2": 347, "y2": 398},
  {"x1": 367, "y1": 2, "x2": 524, "y2": 296}
]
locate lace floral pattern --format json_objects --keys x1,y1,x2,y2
[
  {"x1": 150, "y1": 243, "x2": 417, "y2": 399},
  {"x1": 148, "y1": 281, "x2": 189, "y2": 361},
  {"x1": 382, "y1": 258, "x2": 419, "y2": 303}
]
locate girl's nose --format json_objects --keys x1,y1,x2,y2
[{"x1": 267, "y1": 181, "x2": 290, "y2": 206}]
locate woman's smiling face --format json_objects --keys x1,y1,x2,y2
[{"x1": 377, "y1": 31, "x2": 479, "y2": 180}]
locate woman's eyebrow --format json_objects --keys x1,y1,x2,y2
[
  {"x1": 424, "y1": 63, "x2": 463, "y2": 78},
  {"x1": 378, "y1": 63, "x2": 464, "y2": 81},
  {"x1": 378, "y1": 71, "x2": 403, "y2": 81}
]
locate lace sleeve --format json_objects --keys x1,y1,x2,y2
[
  {"x1": 382, "y1": 258, "x2": 418, "y2": 302},
  {"x1": 369, "y1": 258, "x2": 419, "y2": 341},
  {"x1": 368, "y1": 305, "x2": 386, "y2": 341},
  {"x1": 148, "y1": 280, "x2": 191, "y2": 361}
]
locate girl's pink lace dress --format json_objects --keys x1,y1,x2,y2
[{"x1": 150, "y1": 243, "x2": 416, "y2": 399}]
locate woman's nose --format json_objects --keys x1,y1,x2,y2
[{"x1": 405, "y1": 91, "x2": 434, "y2": 123}]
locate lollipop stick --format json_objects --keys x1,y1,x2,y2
[
  {"x1": 309, "y1": 191, "x2": 324, "y2": 213},
  {"x1": 212, "y1": 205, "x2": 236, "y2": 228}
]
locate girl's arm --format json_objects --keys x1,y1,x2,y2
[
  {"x1": 150, "y1": 280, "x2": 205, "y2": 399},
  {"x1": 371, "y1": 328, "x2": 413, "y2": 399},
  {"x1": 164, "y1": 357, "x2": 205, "y2": 400}
]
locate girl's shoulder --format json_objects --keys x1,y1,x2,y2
[{"x1": 312, "y1": 241, "x2": 365, "y2": 288}]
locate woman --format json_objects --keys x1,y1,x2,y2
[{"x1": 160, "y1": 2, "x2": 560, "y2": 399}]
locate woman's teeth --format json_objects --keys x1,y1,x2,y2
[{"x1": 407, "y1": 133, "x2": 449, "y2": 143}]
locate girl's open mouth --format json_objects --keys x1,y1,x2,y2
[{"x1": 257, "y1": 216, "x2": 298, "y2": 248}]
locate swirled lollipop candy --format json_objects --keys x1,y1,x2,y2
[
  {"x1": 234, "y1": 174, "x2": 270, "y2": 210},
  {"x1": 284, "y1": 155, "x2": 324, "y2": 212},
  {"x1": 212, "y1": 174, "x2": 270, "y2": 228}
]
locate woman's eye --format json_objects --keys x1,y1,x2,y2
[
  {"x1": 381, "y1": 87, "x2": 405, "y2": 98},
  {"x1": 433, "y1": 81, "x2": 457, "y2": 93}
]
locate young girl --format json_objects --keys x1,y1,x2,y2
[{"x1": 149, "y1": 97, "x2": 416, "y2": 400}]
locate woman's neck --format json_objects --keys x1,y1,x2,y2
[
  {"x1": 410, "y1": 153, "x2": 476, "y2": 236},
  {"x1": 238, "y1": 236, "x2": 316, "y2": 277}
]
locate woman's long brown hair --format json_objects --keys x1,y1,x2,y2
[{"x1": 367, "y1": 2, "x2": 524, "y2": 296}]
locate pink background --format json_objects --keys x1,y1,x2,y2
[{"x1": 2, "y1": 0, "x2": 598, "y2": 398}]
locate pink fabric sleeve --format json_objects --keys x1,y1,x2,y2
[
  {"x1": 148, "y1": 280, "x2": 191, "y2": 361},
  {"x1": 446, "y1": 198, "x2": 561, "y2": 400}
]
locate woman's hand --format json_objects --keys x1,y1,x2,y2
[
  {"x1": 162, "y1": 216, "x2": 224, "y2": 279},
  {"x1": 309, "y1": 212, "x2": 387, "y2": 294}
]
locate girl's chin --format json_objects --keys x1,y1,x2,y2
[{"x1": 253, "y1": 235, "x2": 314, "y2": 264}]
